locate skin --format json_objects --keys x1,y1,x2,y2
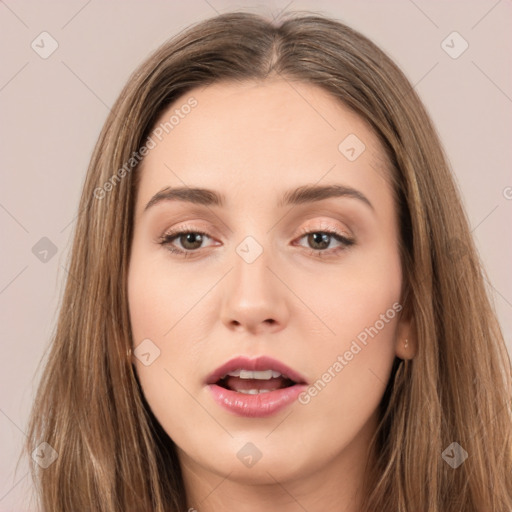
[{"x1": 127, "y1": 79, "x2": 416, "y2": 511}]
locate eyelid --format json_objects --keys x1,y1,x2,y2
[
  {"x1": 159, "y1": 219, "x2": 351, "y2": 242},
  {"x1": 159, "y1": 223, "x2": 217, "y2": 245},
  {"x1": 298, "y1": 219, "x2": 351, "y2": 236}
]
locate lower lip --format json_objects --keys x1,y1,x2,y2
[{"x1": 207, "y1": 383, "x2": 308, "y2": 418}]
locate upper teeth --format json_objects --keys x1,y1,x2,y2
[{"x1": 225, "y1": 369, "x2": 282, "y2": 379}]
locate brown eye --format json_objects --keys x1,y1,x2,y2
[
  {"x1": 295, "y1": 228, "x2": 355, "y2": 258},
  {"x1": 172, "y1": 232, "x2": 205, "y2": 250},
  {"x1": 159, "y1": 228, "x2": 215, "y2": 256},
  {"x1": 305, "y1": 232, "x2": 332, "y2": 250}
]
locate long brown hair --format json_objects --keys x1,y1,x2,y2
[{"x1": 23, "y1": 10, "x2": 512, "y2": 511}]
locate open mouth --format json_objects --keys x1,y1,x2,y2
[
  {"x1": 206, "y1": 358, "x2": 308, "y2": 417},
  {"x1": 215, "y1": 369, "x2": 297, "y2": 394}
]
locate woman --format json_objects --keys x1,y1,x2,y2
[{"x1": 24, "y1": 10, "x2": 512, "y2": 511}]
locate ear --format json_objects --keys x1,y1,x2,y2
[{"x1": 395, "y1": 311, "x2": 417, "y2": 360}]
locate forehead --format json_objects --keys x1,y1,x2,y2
[{"x1": 135, "y1": 79, "x2": 391, "y2": 213}]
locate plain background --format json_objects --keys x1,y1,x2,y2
[{"x1": 0, "y1": 1, "x2": 511, "y2": 509}]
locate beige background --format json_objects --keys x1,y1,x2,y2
[{"x1": 0, "y1": 1, "x2": 510, "y2": 509}]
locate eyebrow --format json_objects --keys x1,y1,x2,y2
[{"x1": 143, "y1": 184, "x2": 374, "y2": 213}]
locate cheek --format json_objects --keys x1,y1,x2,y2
[
  {"x1": 127, "y1": 256, "x2": 202, "y2": 442},
  {"x1": 303, "y1": 237, "x2": 402, "y2": 346},
  {"x1": 127, "y1": 248, "x2": 211, "y2": 378},
  {"x1": 128, "y1": 269, "x2": 171, "y2": 342},
  {"x1": 292, "y1": 254, "x2": 402, "y2": 449},
  {"x1": 127, "y1": 247, "x2": 200, "y2": 342},
  {"x1": 296, "y1": 248, "x2": 402, "y2": 432}
]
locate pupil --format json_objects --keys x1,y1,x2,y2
[
  {"x1": 182, "y1": 233, "x2": 202, "y2": 249},
  {"x1": 309, "y1": 232, "x2": 329, "y2": 249}
]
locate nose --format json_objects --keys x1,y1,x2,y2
[{"x1": 220, "y1": 241, "x2": 289, "y2": 335}]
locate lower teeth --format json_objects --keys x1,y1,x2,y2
[{"x1": 237, "y1": 389, "x2": 278, "y2": 394}]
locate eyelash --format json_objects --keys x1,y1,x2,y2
[{"x1": 157, "y1": 224, "x2": 355, "y2": 260}]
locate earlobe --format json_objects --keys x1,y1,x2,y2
[{"x1": 395, "y1": 315, "x2": 417, "y2": 360}]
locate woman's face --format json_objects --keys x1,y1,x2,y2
[{"x1": 128, "y1": 79, "x2": 412, "y2": 499}]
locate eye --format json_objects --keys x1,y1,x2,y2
[
  {"x1": 158, "y1": 225, "x2": 216, "y2": 258},
  {"x1": 294, "y1": 226, "x2": 355, "y2": 258},
  {"x1": 157, "y1": 224, "x2": 355, "y2": 259}
]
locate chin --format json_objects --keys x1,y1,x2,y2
[{"x1": 185, "y1": 436, "x2": 316, "y2": 484}]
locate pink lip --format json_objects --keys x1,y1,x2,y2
[
  {"x1": 208, "y1": 383, "x2": 308, "y2": 418},
  {"x1": 205, "y1": 356, "x2": 308, "y2": 418}
]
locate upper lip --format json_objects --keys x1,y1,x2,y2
[{"x1": 205, "y1": 355, "x2": 308, "y2": 385}]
